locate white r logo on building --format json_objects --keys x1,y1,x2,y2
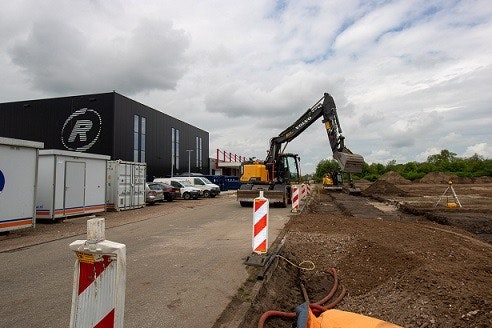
[
  {"x1": 61, "y1": 108, "x2": 102, "y2": 151},
  {"x1": 68, "y1": 119, "x2": 93, "y2": 142}
]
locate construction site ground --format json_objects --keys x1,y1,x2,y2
[{"x1": 215, "y1": 173, "x2": 492, "y2": 328}]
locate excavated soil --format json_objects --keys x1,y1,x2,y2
[{"x1": 219, "y1": 180, "x2": 492, "y2": 328}]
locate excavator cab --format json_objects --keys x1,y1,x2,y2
[
  {"x1": 276, "y1": 154, "x2": 301, "y2": 184},
  {"x1": 238, "y1": 153, "x2": 300, "y2": 207}
]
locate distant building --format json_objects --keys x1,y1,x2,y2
[{"x1": 0, "y1": 91, "x2": 209, "y2": 180}]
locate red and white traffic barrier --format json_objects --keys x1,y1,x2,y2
[
  {"x1": 291, "y1": 185, "x2": 300, "y2": 212},
  {"x1": 305, "y1": 183, "x2": 312, "y2": 195},
  {"x1": 301, "y1": 183, "x2": 307, "y2": 199},
  {"x1": 69, "y1": 218, "x2": 126, "y2": 328},
  {"x1": 253, "y1": 191, "x2": 269, "y2": 254}
]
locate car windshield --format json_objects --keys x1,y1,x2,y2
[
  {"x1": 148, "y1": 184, "x2": 161, "y2": 190},
  {"x1": 202, "y1": 178, "x2": 212, "y2": 184},
  {"x1": 179, "y1": 181, "x2": 193, "y2": 187}
]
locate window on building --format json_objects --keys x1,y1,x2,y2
[
  {"x1": 171, "y1": 128, "x2": 175, "y2": 168},
  {"x1": 195, "y1": 136, "x2": 202, "y2": 169},
  {"x1": 133, "y1": 114, "x2": 146, "y2": 163},
  {"x1": 133, "y1": 115, "x2": 139, "y2": 162},
  {"x1": 140, "y1": 117, "x2": 146, "y2": 162},
  {"x1": 172, "y1": 128, "x2": 180, "y2": 170}
]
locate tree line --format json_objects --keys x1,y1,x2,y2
[{"x1": 312, "y1": 149, "x2": 492, "y2": 182}]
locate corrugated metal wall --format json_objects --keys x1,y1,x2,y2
[
  {"x1": 0, "y1": 93, "x2": 115, "y2": 155},
  {"x1": 0, "y1": 92, "x2": 209, "y2": 180}
]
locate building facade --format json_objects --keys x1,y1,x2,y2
[{"x1": 0, "y1": 92, "x2": 209, "y2": 179}]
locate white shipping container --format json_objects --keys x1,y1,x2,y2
[
  {"x1": 0, "y1": 137, "x2": 44, "y2": 232},
  {"x1": 36, "y1": 150, "x2": 110, "y2": 220},
  {"x1": 106, "y1": 160, "x2": 146, "y2": 211}
]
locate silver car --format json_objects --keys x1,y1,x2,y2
[{"x1": 145, "y1": 182, "x2": 164, "y2": 204}]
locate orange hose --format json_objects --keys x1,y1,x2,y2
[
  {"x1": 257, "y1": 310, "x2": 296, "y2": 328},
  {"x1": 314, "y1": 267, "x2": 339, "y2": 306},
  {"x1": 258, "y1": 268, "x2": 346, "y2": 327}
]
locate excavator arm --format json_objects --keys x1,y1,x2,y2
[{"x1": 266, "y1": 93, "x2": 364, "y2": 173}]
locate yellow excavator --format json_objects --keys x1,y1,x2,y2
[
  {"x1": 237, "y1": 93, "x2": 364, "y2": 207},
  {"x1": 322, "y1": 169, "x2": 344, "y2": 191}
]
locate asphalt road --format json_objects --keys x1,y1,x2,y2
[{"x1": 0, "y1": 194, "x2": 291, "y2": 327}]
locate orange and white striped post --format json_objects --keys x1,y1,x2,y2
[
  {"x1": 253, "y1": 191, "x2": 269, "y2": 254},
  {"x1": 69, "y1": 218, "x2": 126, "y2": 328},
  {"x1": 291, "y1": 185, "x2": 300, "y2": 212}
]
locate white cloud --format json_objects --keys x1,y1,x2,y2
[
  {"x1": 464, "y1": 143, "x2": 492, "y2": 158},
  {"x1": 8, "y1": 16, "x2": 190, "y2": 95},
  {"x1": 1, "y1": 0, "x2": 491, "y2": 174}
]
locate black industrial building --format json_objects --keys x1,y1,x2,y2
[{"x1": 0, "y1": 92, "x2": 209, "y2": 180}]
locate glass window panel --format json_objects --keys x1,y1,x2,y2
[
  {"x1": 134, "y1": 132, "x2": 139, "y2": 150},
  {"x1": 134, "y1": 115, "x2": 139, "y2": 132},
  {"x1": 141, "y1": 117, "x2": 146, "y2": 134}
]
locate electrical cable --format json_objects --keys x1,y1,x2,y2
[{"x1": 275, "y1": 254, "x2": 316, "y2": 271}]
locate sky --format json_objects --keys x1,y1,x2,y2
[{"x1": 1, "y1": 0, "x2": 491, "y2": 174}]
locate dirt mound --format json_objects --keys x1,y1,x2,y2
[
  {"x1": 378, "y1": 171, "x2": 411, "y2": 184},
  {"x1": 236, "y1": 191, "x2": 492, "y2": 328},
  {"x1": 454, "y1": 176, "x2": 474, "y2": 184},
  {"x1": 474, "y1": 176, "x2": 492, "y2": 183},
  {"x1": 362, "y1": 180, "x2": 407, "y2": 197},
  {"x1": 419, "y1": 172, "x2": 459, "y2": 184}
]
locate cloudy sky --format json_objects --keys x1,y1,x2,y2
[{"x1": 1, "y1": 0, "x2": 491, "y2": 173}]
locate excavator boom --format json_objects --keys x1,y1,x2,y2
[{"x1": 267, "y1": 93, "x2": 364, "y2": 173}]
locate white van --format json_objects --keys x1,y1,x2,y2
[
  {"x1": 176, "y1": 176, "x2": 221, "y2": 198},
  {"x1": 153, "y1": 178, "x2": 200, "y2": 200}
]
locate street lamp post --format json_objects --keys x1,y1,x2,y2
[{"x1": 186, "y1": 149, "x2": 193, "y2": 176}]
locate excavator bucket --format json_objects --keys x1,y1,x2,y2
[{"x1": 335, "y1": 152, "x2": 364, "y2": 173}]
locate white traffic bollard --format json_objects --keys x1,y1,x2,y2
[
  {"x1": 69, "y1": 218, "x2": 126, "y2": 328},
  {"x1": 253, "y1": 191, "x2": 269, "y2": 254}
]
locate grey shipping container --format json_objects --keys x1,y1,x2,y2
[{"x1": 106, "y1": 160, "x2": 146, "y2": 211}]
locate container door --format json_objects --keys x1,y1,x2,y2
[
  {"x1": 117, "y1": 163, "x2": 131, "y2": 210},
  {"x1": 64, "y1": 161, "x2": 86, "y2": 214},
  {"x1": 133, "y1": 164, "x2": 146, "y2": 206}
]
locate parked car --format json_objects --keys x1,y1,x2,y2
[
  {"x1": 153, "y1": 178, "x2": 200, "y2": 200},
  {"x1": 145, "y1": 182, "x2": 164, "y2": 204},
  {"x1": 174, "y1": 176, "x2": 221, "y2": 198},
  {"x1": 153, "y1": 182, "x2": 178, "y2": 202}
]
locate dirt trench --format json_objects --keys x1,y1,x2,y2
[{"x1": 215, "y1": 182, "x2": 492, "y2": 328}]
